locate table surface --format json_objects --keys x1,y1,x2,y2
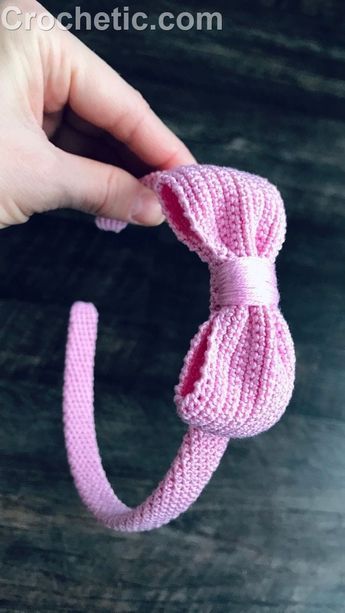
[{"x1": 1, "y1": 1, "x2": 345, "y2": 611}]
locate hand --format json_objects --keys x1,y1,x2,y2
[{"x1": 0, "y1": 0, "x2": 195, "y2": 229}]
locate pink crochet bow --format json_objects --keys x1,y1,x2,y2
[{"x1": 63, "y1": 165, "x2": 295, "y2": 532}]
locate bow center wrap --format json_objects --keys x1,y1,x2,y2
[
  {"x1": 210, "y1": 256, "x2": 280, "y2": 310},
  {"x1": 63, "y1": 164, "x2": 295, "y2": 532}
]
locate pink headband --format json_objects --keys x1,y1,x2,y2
[{"x1": 63, "y1": 165, "x2": 295, "y2": 532}]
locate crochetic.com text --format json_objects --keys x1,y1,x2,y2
[{"x1": 1, "y1": 6, "x2": 223, "y2": 32}]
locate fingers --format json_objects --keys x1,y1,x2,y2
[
  {"x1": 59, "y1": 30, "x2": 196, "y2": 170},
  {"x1": 54, "y1": 146, "x2": 165, "y2": 226}
]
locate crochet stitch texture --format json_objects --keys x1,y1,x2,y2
[{"x1": 63, "y1": 164, "x2": 295, "y2": 532}]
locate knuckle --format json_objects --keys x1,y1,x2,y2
[
  {"x1": 94, "y1": 167, "x2": 120, "y2": 218},
  {"x1": 131, "y1": 87, "x2": 150, "y2": 111},
  {"x1": 112, "y1": 89, "x2": 151, "y2": 146}
]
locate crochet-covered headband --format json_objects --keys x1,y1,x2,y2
[{"x1": 63, "y1": 165, "x2": 295, "y2": 532}]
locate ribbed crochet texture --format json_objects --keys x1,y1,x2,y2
[{"x1": 63, "y1": 164, "x2": 295, "y2": 532}]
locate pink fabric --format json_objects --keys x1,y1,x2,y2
[
  {"x1": 63, "y1": 165, "x2": 295, "y2": 532},
  {"x1": 95, "y1": 217, "x2": 127, "y2": 233},
  {"x1": 211, "y1": 257, "x2": 279, "y2": 308}
]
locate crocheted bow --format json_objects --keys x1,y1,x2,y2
[
  {"x1": 64, "y1": 164, "x2": 295, "y2": 532},
  {"x1": 142, "y1": 165, "x2": 295, "y2": 438}
]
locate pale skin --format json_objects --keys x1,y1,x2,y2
[{"x1": 0, "y1": 0, "x2": 195, "y2": 229}]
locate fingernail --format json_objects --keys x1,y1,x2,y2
[{"x1": 130, "y1": 187, "x2": 165, "y2": 226}]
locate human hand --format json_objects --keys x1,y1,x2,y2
[{"x1": 0, "y1": 0, "x2": 195, "y2": 229}]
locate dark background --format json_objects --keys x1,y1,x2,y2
[{"x1": 1, "y1": 1, "x2": 345, "y2": 611}]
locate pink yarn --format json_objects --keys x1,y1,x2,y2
[
  {"x1": 95, "y1": 217, "x2": 127, "y2": 233},
  {"x1": 63, "y1": 165, "x2": 295, "y2": 532},
  {"x1": 212, "y1": 257, "x2": 279, "y2": 308}
]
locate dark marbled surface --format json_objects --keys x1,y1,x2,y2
[{"x1": 1, "y1": 1, "x2": 345, "y2": 611}]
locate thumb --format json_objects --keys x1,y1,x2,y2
[{"x1": 54, "y1": 148, "x2": 165, "y2": 226}]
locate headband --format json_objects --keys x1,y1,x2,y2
[{"x1": 63, "y1": 165, "x2": 295, "y2": 532}]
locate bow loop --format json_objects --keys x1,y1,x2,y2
[
  {"x1": 174, "y1": 308, "x2": 295, "y2": 437},
  {"x1": 144, "y1": 165, "x2": 286, "y2": 264}
]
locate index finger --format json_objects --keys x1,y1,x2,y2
[{"x1": 59, "y1": 29, "x2": 196, "y2": 170}]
